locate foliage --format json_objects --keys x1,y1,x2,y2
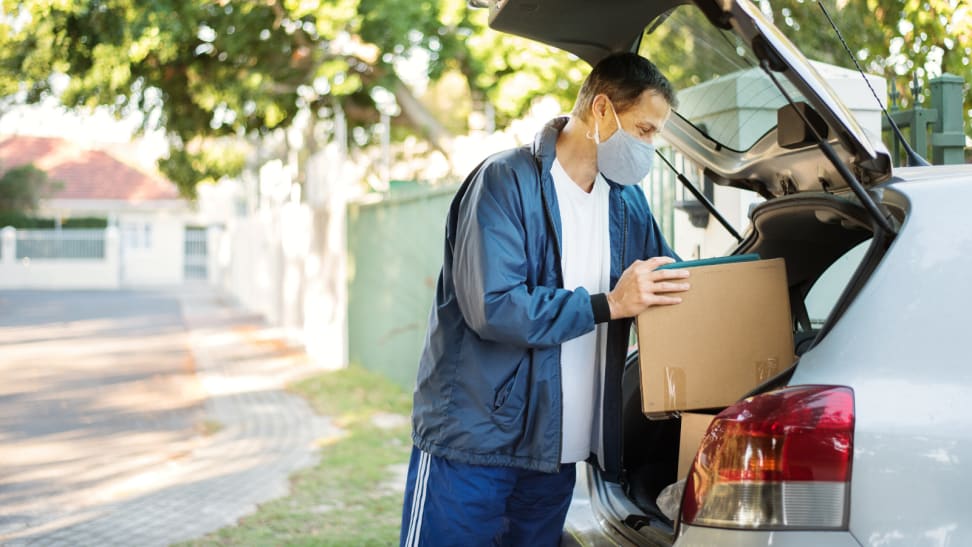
[
  {"x1": 434, "y1": 0, "x2": 587, "y2": 126},
  {"x1": 0, "y1": 211, "x2": 33, "y2": 229},
  {"x1": 157, "y1": 141, "x2": 247, "y2": 199},
  {"x1": 641, "y1": 1, "x2": 971, "y2": 139},
  {"x1": 0, "y1": 213, "x2": 108, "y2": 229},
  {"x1": 0, "y1": 163, "x2": 62, "y2": 213},
  {"x1": 0, "y1": 0, "x2": 587, "y2": 196},
  {"x1": 764, "y1": 0, "x2": 971, "y2": 127},
  {"x1": 2, "y1": 1, "x2": 966, "y2": 197}
]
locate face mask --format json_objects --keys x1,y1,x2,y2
[{"x1": 593, "y1": 101, "x2": 655, "y2": 186}]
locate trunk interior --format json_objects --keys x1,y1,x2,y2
[{"x1": 610, "y1": 190, "x2": 906, "y2": 538}]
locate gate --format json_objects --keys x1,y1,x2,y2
[{"x1": 184, "y1": 227, "x2": 208, "y2": 280}]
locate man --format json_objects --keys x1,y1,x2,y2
[{"x1": 400, "y1": 52, "x2": 690, "y2": 546}]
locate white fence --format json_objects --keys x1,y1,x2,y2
[
  {"x1": 0, "y1": 224, "x2": 222, "y2": 288},
  {"x1": 14, "y1": 229, "x2": 107, "y2": 259},
  {"x1": 0, "y1": 226, "x2": 121, "y2": 289}
]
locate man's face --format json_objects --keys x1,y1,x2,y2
[{"x1": 593, "y1": 90, "x2": 672, "y2": 145}]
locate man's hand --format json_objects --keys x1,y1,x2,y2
[{"x1": 606, "y1": 257, "x2": 690, "y2": 319}]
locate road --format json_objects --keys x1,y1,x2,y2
[
  {"x1": 0, "y1": 288, "x2": 335, "y2": 546},
  {"x1": 0, "y1": 290, "x2": 205, "y2": 540}
]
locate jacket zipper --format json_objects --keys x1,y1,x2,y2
[
  {"x1": 605, "y1": 194, "x2": 626, "y2": 479},
  {"x1": 533, "y1": 153, "x2": 565, "y2": 468},
  {"x1": 621, "y1": 198, "x2": 627, "y2": 269}
]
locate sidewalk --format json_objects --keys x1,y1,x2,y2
[{"x1": 1, "y1": 287, "x2": 337, "y2": 546}]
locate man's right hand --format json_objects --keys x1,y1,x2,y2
[{"x1": 606, "y1": 256, "x2": 690, "y2": 319}]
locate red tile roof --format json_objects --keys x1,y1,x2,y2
[{"x1": 0, "y1": 135, "x2": 180, "y2": 202}]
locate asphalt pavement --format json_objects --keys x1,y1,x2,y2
[{"x1": 0, "y1": 287, "x2": 336, "y2": 546}]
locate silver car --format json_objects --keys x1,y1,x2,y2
[{"x1": 480, "y1": 0, "x2": 972, "y2": 545}]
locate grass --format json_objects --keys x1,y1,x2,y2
[
  {"x1": 178, "y1": 365, "x2": 413, "y2": 546},
  {"x1": 194, "y1": 419, "x2": 224, "y2": 436}
]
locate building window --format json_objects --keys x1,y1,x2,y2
[{"x1": 124, "y1": 222, "x2": 153, "y2": 250}]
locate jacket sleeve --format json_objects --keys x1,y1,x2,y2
[{"x1": 452, "y1": 159, "x2": 595, "y2": 349}]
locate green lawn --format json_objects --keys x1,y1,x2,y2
[{"x1": 178, "y1": 366, "x2": 413, "y2": 546}]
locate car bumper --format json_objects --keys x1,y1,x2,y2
[{"x1": 675, "y1": 525, "x2": 862, "y2": 546}]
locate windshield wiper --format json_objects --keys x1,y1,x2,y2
[{"x1": 654, "y1": 150, "x2": 743, "y2": 243}]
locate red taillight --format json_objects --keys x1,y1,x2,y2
[{"x1": 680, "y1": 385, "x2": 854, "y2": 531}]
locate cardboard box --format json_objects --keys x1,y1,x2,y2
[
  {"x1": 678, "y1": 412, "x2": 716, "y2": 479},
  {"x1": 637, "y1": 257, "x2": 795, "y2": 414}
]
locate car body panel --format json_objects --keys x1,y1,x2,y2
[
  {"x1": 488, "y1": 0, "x2": 684, "y2": 66},
  {"x1": 676, "y1": 525, "x2": 861, "y2": 546},
  {"x1": 721, "y1": 0, "x2": 891, "y2": 183},
  {"x1": 564, "y1": 464, "x2": 647, "y2": 547},
  {"x1": 789, "y1": 167, "x2": 972, "y2": 545}
]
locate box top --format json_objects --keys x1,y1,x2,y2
[{"x1": 657, "y1": 253, "x2": 760, "y2": 270}]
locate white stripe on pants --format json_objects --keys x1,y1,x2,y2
[{"x1": 404, "y1": 449, "x2": 431, "y2": 547}]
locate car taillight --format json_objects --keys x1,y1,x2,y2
[{"x1": 680, "y1": 385, "x2": 854, "y2": 531}]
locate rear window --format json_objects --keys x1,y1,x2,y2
[
  {"x1": 805, "y1": 239, "x2": 870, "y2": 328},
  {"x1": 637, "y1": 5, "x2": 807, "y2": 152}
]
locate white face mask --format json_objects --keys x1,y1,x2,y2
[{"x1": 593, "y1": 101, "x2": 655, "y2": 186}]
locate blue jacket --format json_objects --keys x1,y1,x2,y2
[{"x1": 412, "y1": 117, "x2": 675, "y2": 475}]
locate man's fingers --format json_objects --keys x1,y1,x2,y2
[
  {"x1": 649, "y1": 294, "x2": 683, "y2": 306},
  {"x1": 644, "y1": 256, "x2": 676, "y2": 269},
  {"x1": 650, "y1": 268, "x2": 690, "y2": 281},
  {"x1": 654, "y1": 281, "x2": 690, "y2": 294}
]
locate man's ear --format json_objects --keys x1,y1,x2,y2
[{"x1": 591, "y1": 94, "x2": 609, "y2": 122}]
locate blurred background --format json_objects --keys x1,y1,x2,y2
[
  {"x1": 3, "y1": 0, "x2": 968, "y2": 385},
  {"x1": 0, "y1": 1, "x2": 969, "y2": 543}
]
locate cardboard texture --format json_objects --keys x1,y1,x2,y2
[
  {"x1": 637, "y1": 257, "x2": 795, "y2": 413},
  {"x1": 678, "y1": 412, "x2": 715, "y2": 480}
]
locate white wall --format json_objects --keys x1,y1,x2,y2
[
  {"x1": 213, "y1": 152, "x2": 350, "y2": 370},
  {"x1": 0, "y1": 214, "x2": 207, "y2": 289},
  {"x1": 220, "y1": 210, "x2": 284, "y2": 325},
  {"x1": 118, "y1": 213, "x2": 184, "y2": 286}
]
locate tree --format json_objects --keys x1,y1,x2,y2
[
  {"x1": 640, "y1": 1, "x2": 971, "y2": 142},
  {"x1": 0, "y1": 163, "x2": 60, "y2": 213},
  {"x1": 0, "y1": 0, "x2": 587, "y2": 197},
  {"x1": 761, "y1": 0, "x2": 971, "y2": 128}
]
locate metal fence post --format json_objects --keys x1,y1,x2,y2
[
  {"x1": 1, "y1": 226, "x2": 15, "y2": 265},
  {"x1": 929, "y1": 73, "x2": 966, "y2": 165},
  {"x1": 105, "y1": 226, "x2": 121, "y2": 288}
]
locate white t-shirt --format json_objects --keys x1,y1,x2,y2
[{"x1": 550, "y1": 158, "x2": 611, "y2": 464}]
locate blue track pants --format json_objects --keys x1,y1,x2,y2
[{"x1": 399, "y1": 445, "x2": 576, "y2": 547}]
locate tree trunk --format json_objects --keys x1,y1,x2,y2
[{"x1": 391, "y1": 76, "x2": 454, "y2": 158}]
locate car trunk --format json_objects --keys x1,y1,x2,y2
[
  {"x1": 480, "y1": 0, "x2": 906, "y2": 542},
  {"x1": 606, "y1": 189, "x2": 903, "y2": 542}
]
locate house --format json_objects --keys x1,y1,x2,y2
[{"x1": 0, "y1": 135, "x2": 213, "y2": 287}]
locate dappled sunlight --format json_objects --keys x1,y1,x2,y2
[
  {"x1": 0, "y1": 289, "x2": 336, "y2": 543},
  {"x1": 189, "y1": 324, "x2": 319, "y2": 396}
]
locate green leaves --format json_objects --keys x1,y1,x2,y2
[
  {"x1": 0, "y1": 0, "x2": 583, "y2": 195},
  {"x1": 0, "y1": 164, "x2": 62, "y2": 214},
  {"x1": 768, "y1": 0, "x2": 971, "y2": 115},
  {"x1": 157, "y1": 142, "x2": 245, "y2": 200}
]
